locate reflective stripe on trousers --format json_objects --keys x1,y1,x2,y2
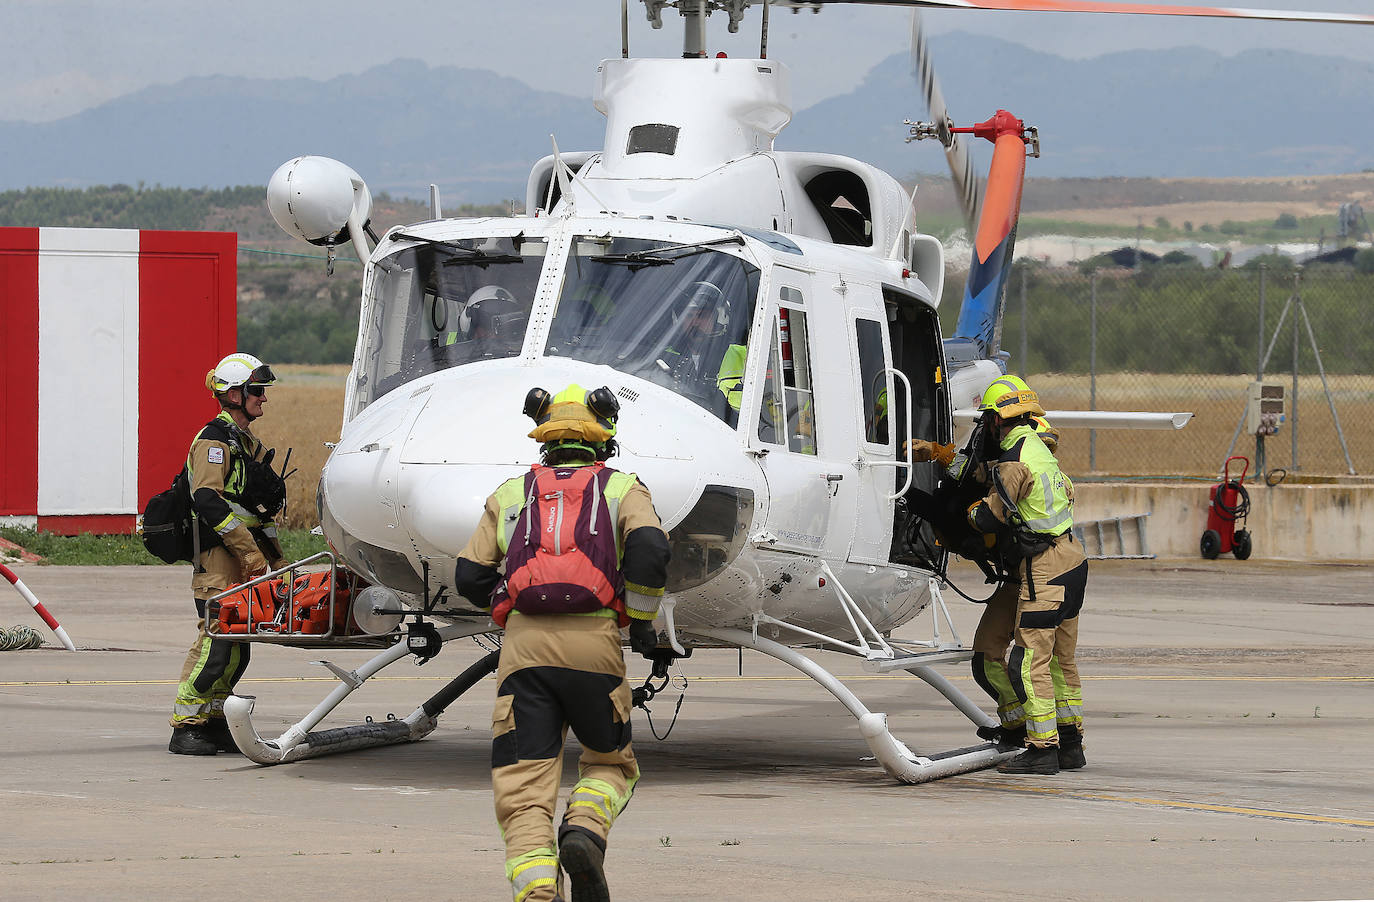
[{"x1": 506, "y1": 847, "x2": 559, "y2": 902}]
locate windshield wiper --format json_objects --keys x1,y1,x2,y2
[
  {"x1": 590, "y1": 234, "x2": 745, "y2": 268},
  {"x1": 392, "y1": 232, "x2": 525, "y2": 266}
]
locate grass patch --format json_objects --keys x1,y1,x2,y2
[{"x1": 0, "y1": 526, "x2": 328, "y2": 566}]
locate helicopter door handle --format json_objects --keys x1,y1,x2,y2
[{"x1": 822, "y1": 474, "x2": 844, "y2": 482}]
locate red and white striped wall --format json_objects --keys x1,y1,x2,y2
[{"x1": 0, "y1": 227, "x2": 237, "y2": 534}]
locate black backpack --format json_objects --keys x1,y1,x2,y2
[{"x1": 141, "y1": 470, "x2": 195, "y2": 564}]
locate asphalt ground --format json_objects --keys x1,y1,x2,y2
[{"x1": 2, "y1": 558, "x2": 1372, "y2": 901}]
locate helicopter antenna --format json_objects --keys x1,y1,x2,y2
[
  {"x1": 550, "y1": 135, "x2": 576, "y2": 216},
  {"x1": 622, "y1": 0, "x2": 631, "y2": 57}
]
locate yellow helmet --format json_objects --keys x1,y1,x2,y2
[
  {"x1": 1030, "y1": 414, "x2": 1059, "y2": 453},
  {"x1": 524, "y1": 383, "x2": 619, "y2": 444},
  {"x1": 978, "y1": 375, "x2": 1045, "y2": 419}
]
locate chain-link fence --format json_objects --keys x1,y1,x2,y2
[{"x1": 940, "y1": 262, "x2": 1374, "y2": 479}]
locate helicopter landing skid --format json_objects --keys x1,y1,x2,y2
[
  {"x1": 223, "y1": 621, "x2": 499, "y2": 765},
  {"x1": 691, "y1": 627, "x2": 1017, "y2": 784}
]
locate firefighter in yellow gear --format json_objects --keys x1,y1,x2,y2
[
  {"x1": 169, "y1": 353, "x2": 286, "y2": 756},
  {"x1": 455, "y1": 384, "x2": 670, "y2": 902},
  {"x1": 964, "y1": 376, "x2": 1087, "y2": 774},
  {"x1": 909, "y1": 404, "x2": 1066, "y2": 750}
]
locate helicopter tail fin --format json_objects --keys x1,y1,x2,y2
[{"x1": 950, "y1": 111, "x2": 1036, "y2": 364}]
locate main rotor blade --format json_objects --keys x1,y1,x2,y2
[
  {"x1": 909, "y1": 11, "x2": 983, "y2": 230},
  {"x1": 781, "y1": 1, "x2": 1374, "y2": 26}
]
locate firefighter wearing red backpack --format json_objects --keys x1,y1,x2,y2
[{"x1": 455, "y1": 383, "x2": 670, "y2": 902}]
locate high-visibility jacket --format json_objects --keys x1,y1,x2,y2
[{"x1": 970, "y1": 423, "x2": 1074, "y2": 538}]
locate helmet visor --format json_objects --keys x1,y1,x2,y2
[{"x1": 248, "y1": 364, "x2": 277, "y2": 387}]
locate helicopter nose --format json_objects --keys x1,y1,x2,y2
[{"x1": 391, "y1": 363, "x2": 763, "y2": 557}]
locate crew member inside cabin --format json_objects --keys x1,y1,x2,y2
[
  {"x1": 661, "y1": 282, "x2": 746, "y2": 422},
  {"x1": 453, "y1": 384, "x2": 670, "y2": 902},
  {"x1": 168, "y1": 353, "x2": 287, "y2": 756},
  {"x1": 965, "y1": 376, "x2": 1088, "y2": 775}
]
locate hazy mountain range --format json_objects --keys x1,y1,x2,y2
[{"x1": 2, "y1": 33, "x2": 1370, "y2": 202}]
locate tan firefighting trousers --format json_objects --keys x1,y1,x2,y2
[
  {"x1": 492, "y1": 611, "x2": 638, "y2": 902},
  {"x1": 971, "y1": 579, "x2": 1025, "y2": 730},
  {"x1": 171, "y1": 545, "x2": 255, "y2": 727},
  {"x1": 1009, "y1": 533, "x2": 1088, "y2": 748}
]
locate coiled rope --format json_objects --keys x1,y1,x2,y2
[{"x1": 0, "y1": 624, "x2": 44, "y2": 650}]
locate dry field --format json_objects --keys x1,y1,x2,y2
[
  {"x1": 253, "y1": 365, "x2": 349, "y2": 529},
  {"x1": 1034, "y1": 373, "x2": 1374, "y2": 478},
  {"x1": 1025, "y1": 200, "x2": 1331, "y2": 230},
  {"x1": 262, "y1": 367, "x2": 1370, "y2": 532}
]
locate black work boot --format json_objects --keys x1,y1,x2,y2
[
  {"x1": 1058, "y1": 725, "x2": 1086, "y2": 770},
  {"x1": 169, "y1": 725, "x2": 218, "y2": 756},
  {"x1": 558, "y1": 826, "x2": 610, "y2": 902},
  {"x1": 997, "y1": 744, "x2": 1060, "y2": 775},
  {"x1": 205, "y1": 718, "x2": 241, "y2": 755}
]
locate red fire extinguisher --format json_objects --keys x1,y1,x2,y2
[{"x1": 1201, "y1": 456, "x2": 1252, "y2": 560}]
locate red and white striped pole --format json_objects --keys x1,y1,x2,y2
[{"x1": 0, "y1": 562, "x2": 76, "y2": 651}]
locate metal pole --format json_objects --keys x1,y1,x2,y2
[
  {"x1": 1019, "y1": 266, "x2": 1028, "y2": 379},
  {"x1": 1297, "y1": 299, "x2": 1357, "y2": 475},
  {"x1": 1256, "y1": 266, "x2": 1266, "y2": 478},
  {"x1": 760, "y1": 0, "x2": 770, "y2": 58},
  {"x1": 1089, "y1": 271, "x2": 1098, "y2": 471},
  {"x1": 1291, "y1": 271, "x2": 1300, "y2": 471}
]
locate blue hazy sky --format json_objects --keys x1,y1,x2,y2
[{"x1": 3, "y1": 0, "x2": 1371, "y2": 122}]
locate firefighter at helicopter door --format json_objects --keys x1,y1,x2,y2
[
  {"x1": 169, "y1": 354, "x2": 287, "y2": 756},
  {"x1": 965, "y1": 377, "x2": 1087, "y2": 775},
  {"x1": 454, "y1": 384, "x2": 671, "y2": 902},
  {"x1": 910, "y1": 408, "x2": 1064, "y2": 752}
]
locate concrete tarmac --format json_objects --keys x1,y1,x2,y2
[{"x1": 2, "y1": 559, "x2": 1372, "y2": 901}]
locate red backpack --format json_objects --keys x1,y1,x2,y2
[{"x1": 492, "y1": 463, "x2": 625, "y2": 627}]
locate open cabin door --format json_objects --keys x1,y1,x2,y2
[
  {"x1": 883, "y1": 285, "x2": 952, "y2": 572},
  {"x1": 746, "y1": 266, "x2": 857, "y2": 559}
]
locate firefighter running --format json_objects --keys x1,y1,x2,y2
[{"x1": 455, "y1": 384, "x2": 671, "y2": 902}]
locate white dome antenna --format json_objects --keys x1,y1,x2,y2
[{"x1": 267, "y1": 156, "x2": 374, "y2": 271}]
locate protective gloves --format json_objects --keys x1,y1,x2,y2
[
  {"x1": 905, "y1": 439, "x2": 956, "y2": 467},
  {"x1": 628, "y1": 618, "x2": 659, "y2": 659}
]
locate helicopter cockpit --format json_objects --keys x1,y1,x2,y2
[
  {"x1": 546, "y1": 235, "x2": 758, "y2": 425},
  {"x1": 356, "y1": 233, "x2": 546, "y2": 408}
]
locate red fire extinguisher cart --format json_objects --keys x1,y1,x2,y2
[{"x1": 1201, "y1": 456, "x2": 1252, "y2": 560}]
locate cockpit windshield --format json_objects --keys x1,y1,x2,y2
[
  {"x1": 547, "y1": 236, "x2": 759, "y2": 424},
  {"x1": 355, "y1": 234, "x2": 547, "y2": 409}
]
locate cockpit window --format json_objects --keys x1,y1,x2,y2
[
  {"x1": 355, "y1": 235, "x2": 546, "y2": 410},
  {"x1": 547, "y1": 236, "x2": 759, "y2": 425}
]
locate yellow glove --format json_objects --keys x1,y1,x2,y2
[{"x1": 905, "y1": 440, "x2": 956, "y2": 467}]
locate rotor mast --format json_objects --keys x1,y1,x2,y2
[{"x1": 634, "y1": 1, "x2": 766, "y2": 59}]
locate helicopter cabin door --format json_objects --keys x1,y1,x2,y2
[
  {"x1": 747, "y1": 267, "x2": 855, "y2": 559},
  {"x1": 848, "y1": 297, "x2": 899, "y2": 565}
]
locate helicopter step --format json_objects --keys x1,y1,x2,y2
[
  {"x1": 1072, "y1": 513, "x2": 1155, "y2": 560},
  {"x1": 223, "y1": 622, "x2": 498, "y2": 765}
]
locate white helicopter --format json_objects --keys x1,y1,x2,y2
[{"x1": 223, "y1": 0, "x2": 1371, "y2": 783}]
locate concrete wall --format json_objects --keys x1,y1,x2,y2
[{"x1": 1076, "y1": 481, "x2": 1374, "y2": 562}]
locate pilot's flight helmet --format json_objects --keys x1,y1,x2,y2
[
  {"x1": 1030, "y1": 414, "x2": 1059, "y2": 453},
  {"x1": 978, "y1": 375, "x2": 1045, "y2": 419},
  {"x1": 679, "y1": 281, "x2": 727, "y2": 335},
  {"x1": 206, "y1": 352, "x2": 277, "y2": 395},
  {"x1": 459, "y1": 285, "x2": 518, "y2": 337}
]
